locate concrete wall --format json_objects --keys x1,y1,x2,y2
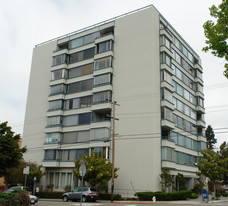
[
  {"x1": 22, "y1": 41, "x2": 56, "y2": 165},
  {"x1": 113, "y1": 7, "x2": 161, "y2": 195}
]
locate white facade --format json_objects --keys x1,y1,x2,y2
[{"x1": 22, "y1": 5, "x2": 206, "y2": 196}]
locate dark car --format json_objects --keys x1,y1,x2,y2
[
  {"x1": 63, "y1": 187, "x2": 98, "y2": 202},
  {"x1": 3, "y1": 186, "x2": 38, "y2": 204}
]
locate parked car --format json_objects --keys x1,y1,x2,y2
[
  {"x1": 63, "y1": 187, "x2": 98, "y2": 202},
  {"x1": 3, "y1": 186, "x2": 38, "y2": 204}
]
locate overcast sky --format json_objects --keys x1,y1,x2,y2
[{"x1": 0, "y1": 0, "x2": 227, "y2": 148}]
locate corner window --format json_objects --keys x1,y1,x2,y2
[
  {"x1": 52, "y1": 54, "x2": 67, "y2": 66},
  {"x1": 94, "y1": 56, "x2": 112, "y2": 70}
]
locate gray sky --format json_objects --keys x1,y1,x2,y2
[{"x1": 0, "y1": 0, "x2": 227, "y2": 148}]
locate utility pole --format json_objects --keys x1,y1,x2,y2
[{"x1": 108, "y1": 101, "x2": 119, "y2": 202}]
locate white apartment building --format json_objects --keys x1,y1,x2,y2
[{"x1": 22, "y1": 5, "x2": 206, "y2": 196}]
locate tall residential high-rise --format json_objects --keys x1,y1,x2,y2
[{"x1": 22, "y1": 5, "x2": 206, "y2": 196}]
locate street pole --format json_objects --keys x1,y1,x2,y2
[{"x1": 110, "y1": 101, "x2": 119, "y2": 202}]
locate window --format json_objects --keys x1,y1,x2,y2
[
  {"x1": 52, "y1": 54, "x2": 67, "y2": 66},
  {"x1": 162, "y1": 88, "x2": 172, "y2": 103},
  {"x1": 67, "y1": 79, "x2": 93, "y2": 94},
  {"x1": 161, "y1": 52, "x2": 171, "y2": 66},
  {"x1": 62, "y1": 130, "x2": 90, "y2": 144},
  {"x1": 80, "y1": 96, "x2": 92, "y2": 108},
  {"x1": 175, "y1": 68, "x2": 182, "y2": 79},
  {"x1": 197, "y1": 83, "x2": 203, "y2": 93},
  {"x1": 94, "y1": 56, "x2": 112, "y2": 70},
  {"x1": 47, "y1": 116, "x2": 62, "y2": 126},
  {"x1": 62, "y1": 132, "x2": 77, "y2": 144},
  {"x1": 96, "y1": 41, "x2": 112, "y2": 53},
  {"x1": 45, "y1": 133, "x2": 60, "y2": 144},
  {"x1": 94, "y1": 73, "x2": 111, "y2": 86},
  {"x1": 78, "y1": 113, "x2": 91, "y2": 124},
  {"x1": 69, "y1": 63, "x2": 93, "y2": 78},
  {"x1": 162, "y1": 147, "x2": 175, "y2": 161},
  {"x1": 93, "y1": 91, "x2": 112, "y2": 104},
  {"x1": 172, "y1": 49, "x2": 181, "y2": 65},
  {"x1": 76, "y1": 149, "x2": 89, "y2": 159},
  {"x1": 65, "y1": 96, "x2": 92, "y2": 110},
  {"x1": 44, "y1": 149, "x2": 59, "y2": 160},
  {"x1": 196, "y1": 70, "x2": 202, "y2": 79},
  {"x1": 173, "y1": 36, "x2": 181, "y2": 50},
  {"x1": 197, "y1": 97, "x2": 204, "y2": 107},
  {"x1": 69, "y1": 32, "x2": 99, "y2": 49},
  {"x1": 63, "y1": 115, "x2": 78, "y2": 126},
  {"x1": 90, "y1": 128, "x2": 110, "y2": 141},
  {"x1": 69, "y1": 48, "x2": 95, "y2": 64},
  {"x1": 65, "y1": 98, "x2": 79, "y2": 110},
  {"x1": 161, "y1": 107, "x2": 173, "y2": 122},
  {"x1": 91, "y1": 147, "x2": 107, "y2": 158},
  {"x1": 50, "y1": 84, "x2": 66, "y2": 95},
  {"x1": 161, "y1": 71, "x2": 172, "y2": 85},
  {"x1": 77, "y1": 130, "x2": 90, "y2": 142},
  {"x1": 49, "y1": 100, "x2": 63, "y2": 111},
  {"x1": 51, "y1": 69, "x2": 67, "y2": 80}
]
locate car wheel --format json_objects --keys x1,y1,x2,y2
[
  {"x1": 63, "y1": 196, "x2": 69, "y2": 202},
  {"x1": 82, "y1": 196, "x2": 87, "y2": 202}
]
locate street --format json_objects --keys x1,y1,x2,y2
[{"x1": 35, "y1": 199, "x2": 228, "y2": 206}]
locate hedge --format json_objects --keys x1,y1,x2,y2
[
  {"x1": 0, "y1": 190, "x2": 30, "y2": 206},
  {"x1": 135, "y1": 190, "x2": 192, "y2": 201},
  {"x1": 40, "y1": 191, "x2": 65, "y2": 199},
  {"x1": 98, "y1": 193, "x2": 122, "y2": 200}
]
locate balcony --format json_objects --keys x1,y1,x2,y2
[
  {"x1": 94, "y1": 50, "x2": 114, "y2": 60},
  {"x1": 95, "y1": 34, "x2": 114, "y2": 45},
  {"x1": 91, "y1": 102, "x2": 112, "y2": 112},
  {"x1": 162, "y1": 161, "x2": 176, "y2": 169},
  {"x1": 160, "y1": 45, "x2": 173, "y2": 58},
  {"x1": 161, "y1": 81, "x2": 174, "y2": 92},
  {"x1": 161, "y1": 100, "x2": 174, "y2": 111},
  {"x1": 196, "y1": 106, "x2": 205, "y2": 114},
  {"x1": 161, "y1": 119, "x2": 175, "y2": 130}
]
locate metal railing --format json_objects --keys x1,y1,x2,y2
[{"x1": 35, "y1": 4, "x2": 154, "y2": 47}]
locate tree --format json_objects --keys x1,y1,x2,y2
[
  {"x1": 202, "y1": 0, "x2": 228, "y2": 78},
  {"x1": 176, "y1": 173, "x2": 187, "y2": 191},
  {"x1": 218, "y1": 141, "x2": 228, "y2": 184},
  {"x1": 0, "y1": 121, "x2": 26, "y2": 177},
  {"x1": 74, "y1": 155, "x2": 119, "y2": 192},
  {"x1": 205, "y1": 125, "x2": 217, "y2": 149},
  {"x1": 160, "y1": 169, "x2": 174, "y2": 192},
  {"x1": 197, "y1": 148, "x2": 227, "y2": 196},
  {"x1": 4, "y1": 160, "x2": 45, "y2": 188}
]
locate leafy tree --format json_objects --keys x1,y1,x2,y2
[
  {"x1": 4, "y1": 160, "x2": 45, "y2": 188},
  {"x1": 197, "y1": 148, "x2": 227, "y2": 196},
  {"x1": 176, "y1": 173, "x2": 187, "y2": 191},
  {"x1": 74, "y1": 154, "x2": 118, "y2": 192},
  {"x1": 160, "y1": 169, "x2": 174, "y2": 192},
  {"x1": 205, "y1": 125, "x2": 217, "y2": 149},
  {"x1": 0, "y1": 121, "x2": 26, "y2": 177},
  {"x1": 218, "y1": 141, "x2": 228, "y2": 184},
  {"x1": 202, "y1": 0, "x2": 228, "y2": 78}
]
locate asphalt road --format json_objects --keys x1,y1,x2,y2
[{"x1": 35, "y1": 199, "x2": 228, "y2": 206}]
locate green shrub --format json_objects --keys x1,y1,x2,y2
[
  {"x1": 98, "y1": 193, "x2": 122, "y2": 200},
  {"x1": 40, "y1": 191, "x2": 65, "y2": 199},
  {"x1": 135, "y1": 190, "x2": 192, "y2": 201},
  {"x1": 191, "y1": 193, "x2": 198, "y2": 199},
  {"x1": 0, "y1": 190, "x2": 30, "y2": 206}
]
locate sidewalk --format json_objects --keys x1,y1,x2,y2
[{"x1": 39, "y1": 196, "x2": 228, "y2": 205}]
